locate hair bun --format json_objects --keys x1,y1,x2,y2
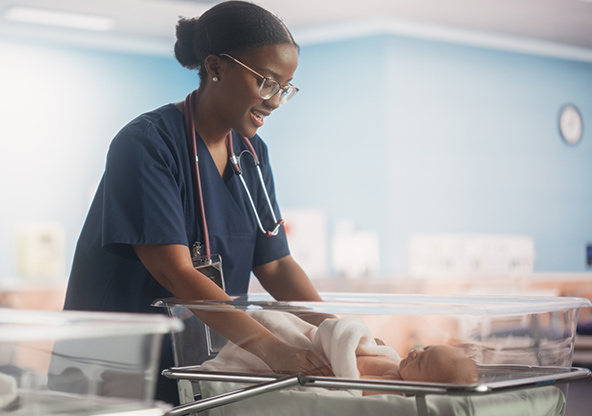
[{"x1": 174, "y1": 18, "x2": 201, "y2": 69}]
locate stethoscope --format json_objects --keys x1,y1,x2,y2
[{"x1": 184, "y1": 91, "x2": 284, "y2": 260}]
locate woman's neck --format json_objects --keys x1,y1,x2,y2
[
  {"x1": 192, "y1": 88, "x2": 230, "y2": 148},
  {"x1": 185, "y1": 88, "x2": 231, "y2": 178}
]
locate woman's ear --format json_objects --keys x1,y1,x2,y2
[{"x1": 204, "y1": 54, "x2": 224, "y2": 81}]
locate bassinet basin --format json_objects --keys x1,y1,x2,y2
[{"x1": 154, "y1": 293, "x2": 591, "y2": 416}]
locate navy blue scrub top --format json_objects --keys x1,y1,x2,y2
[{"x1": 63, "y1": 104, "x2": 289, "y2": 403}]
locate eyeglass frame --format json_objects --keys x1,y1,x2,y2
[{"x1": 219, "y1": 53, "x2": 299, "y2": 104}]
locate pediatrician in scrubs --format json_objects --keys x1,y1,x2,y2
[{"x1": 63, "y1": 0, "x2": 332, "y2": 404}]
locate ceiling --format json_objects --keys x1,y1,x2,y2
[{"x1": 1, "y1": 0, "x2": 592, "y2": 57}]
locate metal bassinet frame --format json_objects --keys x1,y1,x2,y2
[{"x1": 162, "y1": 364, "x2": 591, "y2": 416}]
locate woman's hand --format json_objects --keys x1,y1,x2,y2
[{"x1": 262, "y1": 343, "x2": 334, "y2": 377}]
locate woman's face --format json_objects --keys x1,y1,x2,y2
[{"x1": 215, "y1": 43, "x2": 299, "y2": 138}]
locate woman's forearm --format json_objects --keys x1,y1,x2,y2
[
  {"x1": 253, "y1": 255, "x2": 322, "y2": 301},
  {"x1": 133, "y1": 244, "x2": 283, "y2": 356},
  {"x1": 254, "y1": 255, "x2": 336, "y2": 326},
  {"x1": 134, "y1": 244, "x2": 332, "y2": 375}
]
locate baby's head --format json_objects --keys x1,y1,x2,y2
[{"x1": 398, "y1": 345, "x2": 478, "y2": 384}]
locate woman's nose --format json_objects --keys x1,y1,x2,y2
[{"x1": 264, "y1": 91, "x2": 282, "y2": 109}]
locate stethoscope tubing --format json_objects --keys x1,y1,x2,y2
[
  {"x1": 230, "y1": 149, "x2": 283, "y2": 237},
  {"x1": 184, "y1": 91, "x2": 212, "y2": 258}
]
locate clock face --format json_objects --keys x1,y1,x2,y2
[{"x1": 559, "y1": 104, "x2": 583, "y2": 145}]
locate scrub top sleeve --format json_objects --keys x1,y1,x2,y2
[
  {"x1": 101, "y1": 123, "x2": 189, "y2": 260},
  {"x1": 252, "y1": 138, "x2": 290, "y2": 267}
]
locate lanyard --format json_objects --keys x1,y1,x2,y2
[{"x1": 184, "y1": 91, "x2": 213, "y2": 258}]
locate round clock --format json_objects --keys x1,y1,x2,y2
[{"x1": 558, "y1": 104, "x2": 583, "y2": 145}]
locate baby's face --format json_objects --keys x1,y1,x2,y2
[{"x1": 398, "y1": 345, "x2": 477, "y2": 384}]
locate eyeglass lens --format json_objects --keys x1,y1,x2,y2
[{"x1": 259, "y1": 79, "x2": 298, "y2": 104}]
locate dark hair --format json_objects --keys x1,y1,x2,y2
[{"x1": 174, "y1": 1, "x2": 299, "y2": 82}]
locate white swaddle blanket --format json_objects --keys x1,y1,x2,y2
[
  {"x1": 201, "y1": 311, "x2": 400, "y2": 386},
  {"x1": 314, "y1": 316, "x2": 401, "y2": 379}
]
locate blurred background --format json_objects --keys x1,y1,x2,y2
[{"x1": 0, "y1": 0, "x2": 591, "y2": 289}]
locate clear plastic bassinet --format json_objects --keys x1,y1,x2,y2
[
  {"x1": 153, "y1": 293, "x2": 591, "y2": 416},
  {"x1": 0, "y1": 308, "x2": 183, "y2": 415}
]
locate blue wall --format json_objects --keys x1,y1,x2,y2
[
  {"x1": 0, "y1": 31, "x2": 590, "y2": 279},
  {"x1": 260, "y1": 36, "x2": 390, "y2": 240},
  {"x1": 382, "y1": 37, "x2": 592, "y2": 273},
  {"x1": 261, "y1": 34, "x2": 592, "y2": 274}
]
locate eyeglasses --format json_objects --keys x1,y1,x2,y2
[{"x1": 220, "y1": 53, "x2": 299, "y2": 105}]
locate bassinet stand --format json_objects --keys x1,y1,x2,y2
[{"x1": 161, "y1": 365, "x2": 591, "y2": 416}]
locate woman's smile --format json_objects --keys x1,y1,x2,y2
[{"x1": 250, "y1": 108, "x2": 271, "y2": 128}]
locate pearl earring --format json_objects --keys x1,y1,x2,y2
[{"x1": 212, "y1": 76, "x2": 219, "y2": 82}]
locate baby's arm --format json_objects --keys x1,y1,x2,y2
[
  {"x1": 356, "y1": 355, "x2": 402, "y2": 396},
  {"x1": 356, "y1": 355, "x2": 401, "y2": 380}
]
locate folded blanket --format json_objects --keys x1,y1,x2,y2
[
  {"x1": 200, "y1": 383, "x2": 565, "y2": 416},
  {"x1": 0, "y1": 372, "x2": 17, "y2": 410}
]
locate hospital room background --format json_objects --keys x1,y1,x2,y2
[
  {"x1": 1, "y1": 2, "x2": 592, "y2": 415},
  {"x1": 0, "y1": 8, "x2": 591, "y2": 289}
]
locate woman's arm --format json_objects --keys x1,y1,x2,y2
[
  {"x1": 253, "y1": 255, "x2": 322, "y2": 301},
  {"x1": 134, "y1": 244, "x2": 332, "y2": 375},
  {"x1": 253, "y1": 255, "x2": 335, "y2": 326}
]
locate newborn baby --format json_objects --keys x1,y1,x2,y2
[
  {"x1": 201, "y1": 311, "x2": 478, "y2": 397},
  {"x1": 357, "y1": 345, "x2": 478, "y2": 394}
]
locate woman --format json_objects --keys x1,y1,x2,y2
[{"x1": 64, "y1": 1, "x2": 331, "y2": 404}]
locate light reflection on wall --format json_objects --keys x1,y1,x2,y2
[
  {"x1": 0, "y1": 39, "x2": 196, "y2": 279},
  {"x1": 0, "y1": 43, "x2": 93, "y2": 279}
]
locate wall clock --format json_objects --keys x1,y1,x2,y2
[{"x1": 558, "y1": 104, "x2": 583, "y2": 145}]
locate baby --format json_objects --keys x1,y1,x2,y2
[
  {"x1": 356, "y1": 345, "x2": 478, "y2": 395},
  {"x1": 201, "y1": 312, "x2": 478, "y2": 396}
]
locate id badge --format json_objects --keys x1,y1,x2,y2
[
  {"x1": 192, "y1": 242, "x2": 226, "y2": 355},
  {"x1": 192, "y1": 242, "x2": 225, "y2": 291}
]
